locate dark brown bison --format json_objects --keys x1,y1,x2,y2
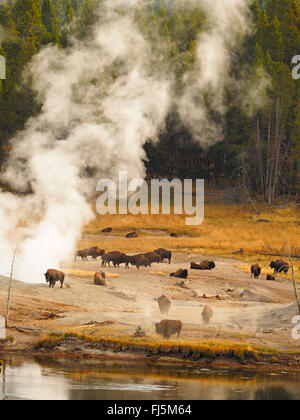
[
  {"x1": 157, "y1": 295, "x2": 171, "y2": 315},
  {"x1": 123, "y1": 254, "x2": 150, "y2": 270},
  {"x1": 270, "y1": 260, "x2": 290, "y2": 274},
  {"x1": 266, "y1": 274, "x2": 276, "y2": 281},
  {"x1": 102, "y1": 228, "x2": 112, "y2": 233},
  {"x1": 155, "y1": 320, "x2": 182, "y2": 339},
  {"x1": 251, "y1": 264, "x2": 261, "y2": 279},
  {"x1": 143, "y1": 252, "x2": 162, "y2": 266},
  {"x1": 170, "y1": 269, "x2": 188, "y2": 279},
  {"x1": 126, "y1": 231, "x2": 138, "y2": 238},
  {"x1": 170, "y1": 233, "x2": 178, "y2": 237},
  {"x1": 89, "y1": 247, "x2": 105, "y2": 260},
  {"x1": 154, "y1": 248, "x2": 172, "y2": 264},
  {"x1": 44, "y1": 269, "x2": 65, "y2": 289},
  {"x1": 101, "y1": 251, "x2": 125, "y2": 268},
  {"x1": 190, "y1": 261, "x2": 216, "y2": 270},
  {"x1": 94, "y1": 272, "x2": 106, "y2": 286},
  {"x1": 202, "y1": 305, "x2": 213, "y2": 325},
  {"x1": 75, "y1": 249, "x2": 90, "y2": 261}
]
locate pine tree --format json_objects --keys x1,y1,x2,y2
[{"x1": 42, "y1": 0, "x2": 60, "y2": 44}]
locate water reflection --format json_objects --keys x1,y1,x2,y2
[{"x1": 0, "y1": 356, "x2": 300, "y2": 400}]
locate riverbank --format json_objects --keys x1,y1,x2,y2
[
  {"x1": 1, "y1": 330, "x2": 300, "y2": 373},
  {"x1": 1, "y1": 247, "x2": 300, "y2": 373}
]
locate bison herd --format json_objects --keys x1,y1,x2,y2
[
  {"x1": 44, "y1": 244, "x2": 291, "y2": 341},
  {"x1": 250, "y1": 259, "x2": 290, "y2": 281}
]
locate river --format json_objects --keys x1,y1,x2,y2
[{"x1": 0, "y1": 355, "x2": 300, "y2": 400}]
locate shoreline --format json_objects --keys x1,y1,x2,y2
[{"x1": 2, "y1": 332, "x2": 300, "y2": 373}]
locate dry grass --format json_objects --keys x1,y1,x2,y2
[
  {"x1": 34, "y1": 331, "x2": 280, "y2": 362},
  {"x1": 79, "y1": 203, "x2": 300, "y2": 280},
  {"x1": 65, "y1": 269, "x2": 120, "y2": 279}
]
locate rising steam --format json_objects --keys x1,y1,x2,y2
[{"x1": 0, "y1": 0, "x2": 262, "y2": 283}]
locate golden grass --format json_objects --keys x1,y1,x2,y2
[
  {"x1": 65, "y1": 269, "x2": 120, "y2": 279},
  {"x1": 80, "y1": 203, "x2": 300, "y2": 280},
  {"x1": 34, "y1": 331, "x2": 281, "y2": 362}
]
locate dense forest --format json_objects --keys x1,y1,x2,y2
[{"x1": 0, "y1": 0, "x2": 299, "y2": 204}]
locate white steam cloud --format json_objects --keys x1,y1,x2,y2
[
  {"x1": 0, "y1": 3, "x2": 172, "y2": 283},
  {"x1": 178, "y1": 0, "x2": 252, "y2": 146},
  {"x1": 0, "y1": 0, "x2": 261, "y2": 283}
]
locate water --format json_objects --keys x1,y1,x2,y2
[{"x1": 0, "y1": 355, "x2": 300, "y2": 400}]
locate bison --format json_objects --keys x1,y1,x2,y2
[
  {"x1": 157, "y1": 295, "x2": 171, "y2": 315},
  {"x1": 94, "y1": 272, "x2": 106, "y2": 286},
  {"x1": 88, "y1": 247, "x2": 105, "y2": 260},
  {"x1": 123, "y1": 254, "x2": 150, "y2": 270},
  {"x1": 170, "y1": 269, "x2": 188, "y2": 279},
  {"x1": 202, "y1": 305, "x2": 213, "y2": 325},
  {"x1": 190, "y1": 261, "x2": 216, "y2": 270},
  {"x1": 270, "y1": 260, "x2": 290, "y2": 274},
  {"x1": 154, "y1": 248, "x2": 172, "y2": 264},
  {"x1": 155, "y1": 320, "x2": 182, "y2": 339},
  {"x1": 44, "y1": 269, "x2": 65, "y2": 289},
  {"x1": 251, "y1": 264, "x2": 261, "y2": 279},
  {"x1": 266, "y1": 274, "x2": 276, "y2": 281},
  {"x1": 101, "y1": 251, "x2": 125, "y2": 268},
  {"x1": 143, "y1": 252, "x2": 162, "y2": 266},
  {"x1": 75, "y1": 249, "x2": 90, "y2": 261},
  {"x1": 102, "y1": 227, "x2": 112, "y2": 233},
  {"x1": 126, "y1": 231, "x2": 138, "y2": 238}
]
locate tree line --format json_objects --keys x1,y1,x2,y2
[{"x1": 0, "y1": 0, "x2": 299, "y2": 205}]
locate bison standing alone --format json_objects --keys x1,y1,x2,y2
[
  {"x1": 157, "y1": 295, "x2": 171, "y2": 315},
  {"x1": 155, "y1": 320, "x2": 182, "y2": 339},
  {"x1": 251, "y1": 264, "x2": 261, "y2": 279},
  {"x1": 44, "y1": 269, "x2": 65, "y2": 289},
  {"x1": 202, "y1": 305, "x2": 213, "y2": 325}
]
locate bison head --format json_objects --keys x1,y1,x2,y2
[
  {"x1": 270, "y1": 261, "x2": 276, "y2": 269},
  {"x1": 209, "y1": 262, "x2": 216, "y2": 269}
]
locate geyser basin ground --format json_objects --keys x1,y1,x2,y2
[{"x1": 0, "y1": 246, "x2": 299, "y2": 371}]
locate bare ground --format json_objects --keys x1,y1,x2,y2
[{"x1": 0, "y1": 240, "x2": 300, "y2": 358}]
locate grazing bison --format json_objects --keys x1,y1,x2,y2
[
  {"x1": 190, "y1": 261, "x2": 216, "y2": 270},
  {"x1": 270, "y1": 260, "x2": 290, "y2": 274},
  {"x1": 143, "y1": 252, "x2": 162, "y2": 266},
  {"x1": 102, "y1": 251, "x2": 125, "y2": 268},
  {"x1": 75, "y1": 249, "x2": 90, "y2": 261},
  {"x1": 94, "y1": 272, "x2": 106, "y2": 286},
  {"x1": 266, "y1": 274, "x2": 276, "y2": 281},
  {"x1": 123, "y1": 254, "x2": 150, "y2": 270},
  {"x1": 126, "y1": 231, "x2": 138, "y2": 238},
  {"x1": 157, "y1": 295, "x2": 171, "y2": 315},
  {"x1": 202, "y1": 305, "x2": 213, "y2": 325},
  {"x1": 251, "y1": 264, "x2": 261, "y2": 279},
  {"x1": 44, "y1": 269, "x2": 65, "y2": 289},
  {"x1": 102, "y1": 228, "x2": 112, "y2": 233},
  {"x1": 154, "y1": 248, "x2": 172, "y2": 264},
  {"x1": 155, "y1": 320, "x2": 182, "y2": 339},
  {"x1": 88, "y1": 247, "x2": 105, "y2": 260},
  {"x1": 170, "y1": 269, "x2": 188, "y2": 279}
]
